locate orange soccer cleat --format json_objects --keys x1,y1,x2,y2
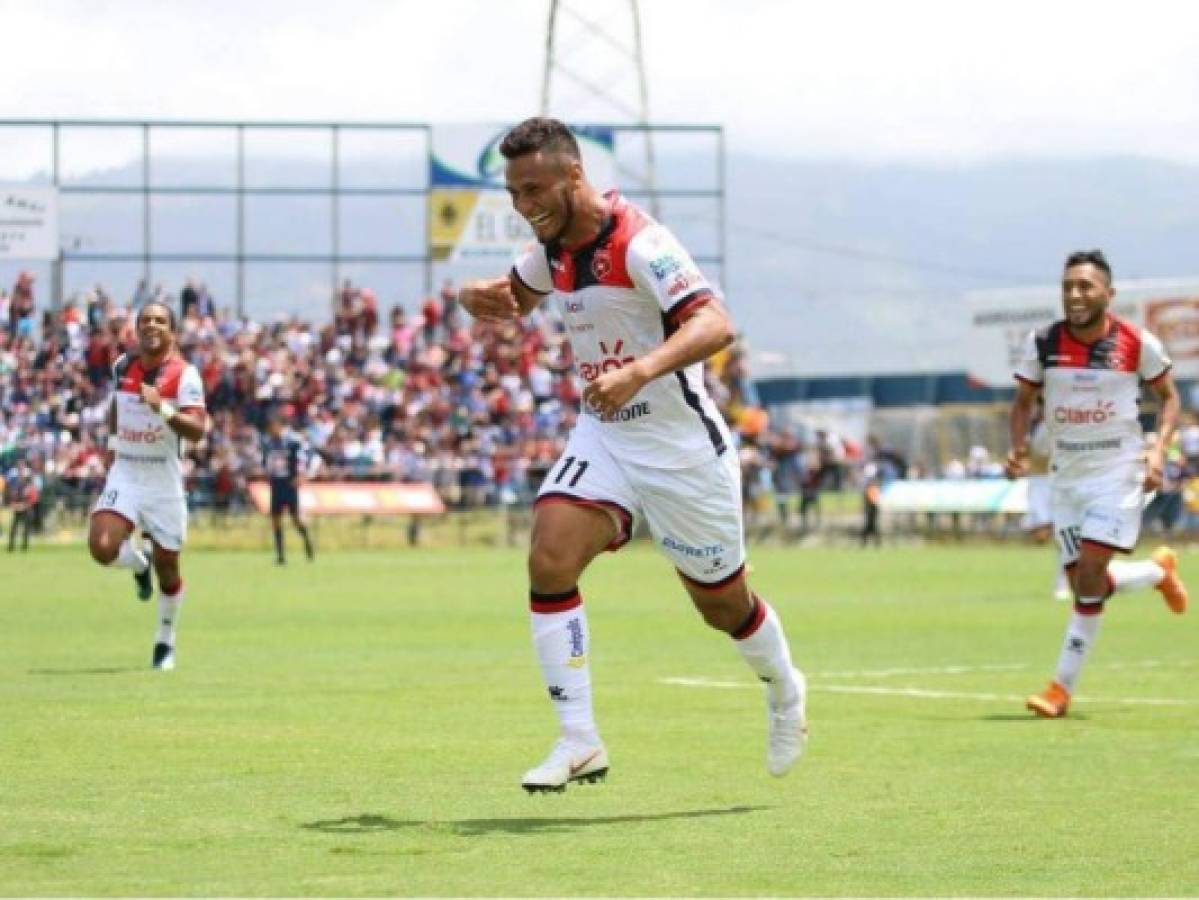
[
  {"x1": 1026, "y1": 681, "x2": 1071, "y2": 718},
  {"x1": 1151, "y1": 546, "x2": 1188, "y2": 615}
]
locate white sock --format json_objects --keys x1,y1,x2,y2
[
  {"x1": 156, "y1": 583, "x2": 184, "y2": 646},
  {"x1": 1054, "y1": 568, "x2": 1070, "y2": 595},
  {"x1": 733, "y1": 597, "x2": 800, "y2": 707},
  {"x1": 1107, "y1": 559, "x2": 1164, "y2": 594},
  {"x1": 530, "y1": 589, "x2": 598, "y2": 746},
  {"x1": 1054, "y1": 604, "x2": 1103, "y2": 692},
  {"x1": 113, "y1": 539, "x2": 148, "y2": 573}
]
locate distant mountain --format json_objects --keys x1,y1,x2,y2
[
  {"x1": 17, "y1": 150, "x2": 1199, "y2": 377},
  {"x1": 724, "y1": 155, "x2": 1199, "y2": 376}
]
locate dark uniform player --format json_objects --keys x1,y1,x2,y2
[{"x1": 261, "y1": 416, "x2": 315, "y2": 565}]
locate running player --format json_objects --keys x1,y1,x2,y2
[
  {"x1": 260, "y1": 415, "x2": 315, "y2": 565},
  {"x1": 1006, "y1": 249, "x2": 1187, "y2": 718},
  {"x1": 88, "y1": 301, "x2": 208, "y2": 671},
  {"x1": 460, "y1": 117, "x2": 807, "y2": 791}
]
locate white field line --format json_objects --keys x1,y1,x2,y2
[
  {"x1": 659, "y1": 676, "x2": 1198, "y2": 707},
  {"x1": 809, "y1": 659, "x2": 1194, "y2": 680}
]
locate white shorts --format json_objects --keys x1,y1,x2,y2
[
  {"x1": 1051, "y1": 465, "x2": 1144, "y2": 566},
  {"x1": 1024, "y1": 475, "x2": 1052, "y2": 530},
  {"x1": 91, "y1": 473, "x2": 188, "y2": 552},
  {"x1": 535, "y1": 423, "x2": 746, "y2": 586}
]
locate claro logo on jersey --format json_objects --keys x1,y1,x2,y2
[
  {"x1": 579, "y1": 339, "x2": 636, "y2": 382},
  {"x1": 1054, "y1": 400, "x2": 1116, "y2": 424},
  {"x1": 119, "y1": 424, "x2": 165, "y2": 444}
]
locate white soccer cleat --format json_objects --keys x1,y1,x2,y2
[
  {"x1": 520, "y1": 738, "x2": 609, "y2": 793},
  {"x1": 767, "y1": 668, "x2": 808, "y2": 777}
]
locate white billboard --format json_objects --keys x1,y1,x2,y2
[
  {"x1": 0, "y1": 186, "x2": 59, "y2": 260},
  {"x1": 964, "y1": 278, "x2": 1199, "y2": 385}
]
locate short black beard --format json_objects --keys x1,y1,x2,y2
[{"x1": 539, "y1": 188, "x2": 574, "y2": 246}]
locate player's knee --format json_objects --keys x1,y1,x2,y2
[
  {"x1": 156, "y1": 564, "x2": 182, "y2": 594},
  {"x1": 527, "y1": 540, "x2": 585, "y2": 589},
  {"x1": 87, "y1": 531, "x2": 119, "y2": 565}
]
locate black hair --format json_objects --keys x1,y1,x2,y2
[
  {"x1": 1064, "y1": 249, "x2": 1112, "y2": 284},
  {"x1": 499, "y1": 117, "x2": 581, "y2": 162},
  {"x1": 136, "y1": 300, "x2": 177, "y2": 332}
]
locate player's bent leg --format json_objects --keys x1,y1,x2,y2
[
  {"x1": 89, "y1": 510, "x2": 153, "y2": 600},
  {"x1": 291, "y1": 509, "x2": 315, "y2": 561},
  {"x1": 680, "y1": 572, "x2": 808, "y2": 776},
  {"x1": 522, "y1": 501, "x2": 617, "y2": 792},
  {"x1": 88, "y1": 510, "x2": 133, "y2": 565},
  {"x1": 1028, "y1": 542, "x2": 1112, "y2": 718}
]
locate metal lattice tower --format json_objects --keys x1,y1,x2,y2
[{"x1": 540, "y1": 0, "x2": 658, "y2": 216}]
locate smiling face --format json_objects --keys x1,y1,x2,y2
[
  {"x1": 505, "y1": 150, "x2": 583, "y2": 246},
  {"x1": 1061, "y1": 262, "x2": 1113, "y2": 332},
  {"x1": 136, "y1": 302, "x2": 175, "y2": 360}
]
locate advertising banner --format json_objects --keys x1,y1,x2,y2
[
  {"x1": 247, "y1": 482, "x2": 446, "y2": 517},
  {"x1": 0, "y1": 186, "x2": 58, "y2": 260},
  {"x1": 880, "y1": 478, "x2": 1028, "y2": 514},
  {"x1": 964, "y1": 279, "x2": 1199, "y2": 386}
]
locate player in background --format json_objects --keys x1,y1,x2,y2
[
  {"x1": 260, "y1": 415, "x2": 316, "y2": 565},
  {"x1": 1022, "y1": 398, "x2": 1072, "y2": 601},
  {"x1": 1006, "y1": 250, "x2": 1187, "y2": 718},
  {"x1": 460, "y1": 117, "x2": 807, "y2": 791},
  {"x1": 88, "y1": 301, "x2": 208, "y2": 671}
]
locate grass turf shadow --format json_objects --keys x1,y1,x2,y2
[{"x1": 302, "y1": 805, "x2": 770, "y2": 837}]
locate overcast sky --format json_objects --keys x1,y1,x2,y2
[{"x1": 4, "y1": 0, "x2": 1198, "y2": 164}]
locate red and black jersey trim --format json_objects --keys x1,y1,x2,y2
[
  {"x1": 544, "y1": 192, "x2": 644, "y2": 292},
  {"x1": 114, "y1": 352, "x2": 188, "y2": 399},
  {"x1": 664, "y1": 289, "x2": 715, "y2": 330},
  {"x1": 678, "y1": 562, "x2": 746, "y2": 593},
  {"x1": 534, "y1": 492, "x2": 634, "y2": 550},
  {"x1": 731, "y1": 595, "x2": 767, "y2": 640},
  {"x1": 510, "y1": 265, "x2": 550, "y2": 297},
  {"x1": 530, "y1": 587, "x2": 582, "y2": 614},
  {"x1": 1035, "y1": 317, "x2": 1141, "y2": 374}
]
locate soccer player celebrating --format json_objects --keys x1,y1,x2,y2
[
  {"x1": 1006, "y1": 249, "x2": 1188, "y2": 718},
  {"x1": 460, "y1": 117, "x2": 807, "y2": 791},
  {"x1": 88, "y1": 301, "x2": 208, "y2": 671},
  {"x1": 260, "y1": 414, "x2": 315, "y2": 565}
]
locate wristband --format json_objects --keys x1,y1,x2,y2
[
  {"x1": 107, "y1": 435, "x2": 118, "y2": 450},
  {"x1": 159, "y1": 402, "x2": 178, "y2": 422}
]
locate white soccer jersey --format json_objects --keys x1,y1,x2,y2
[
  {"x1": 1014, "y1": 316, "x2": 1171, "y2": 481},
  {"x1": 109, "y1": 352, "x2": 206, "y2": 497},
  {"x1": 513, "y1": 192, "x2": 732, "y2": 469}
]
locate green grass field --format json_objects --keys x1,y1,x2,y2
[{"x1": 2, "y1": 543, "x2": 1197, "y2": 896}]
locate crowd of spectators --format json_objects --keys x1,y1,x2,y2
[
  {"x1": 0, "y1": 272, "x2": 757, "y2": 526},
  {"x1": 8, "y1": 268, "x2": 1195, "y2": 544}
]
